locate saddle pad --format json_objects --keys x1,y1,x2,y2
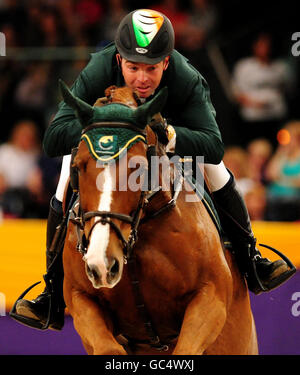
[{"x1": 174, "y1": 161, "x2": 222, "y2": 235}]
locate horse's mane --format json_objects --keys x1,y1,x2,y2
[{"x1": 93, "y1": 85, "x2": 141, "y2": 109}]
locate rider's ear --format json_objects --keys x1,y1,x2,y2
[
  {"x1": 116, "y1": 54, "x2": 122, "y2": 68},
  {"x1": 163, "y1": 56, "x2": 170, "y2": 71}
]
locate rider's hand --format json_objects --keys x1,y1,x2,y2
[
  {"x1": 150, "y1": 113, "x2": 176, "y2": 153},
  {"x1": 165, "y1": 124, "x2": 176, "y2": 153}
]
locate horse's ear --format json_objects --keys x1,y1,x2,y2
[
  {"x1": 59, "y1": 79, "x2": 94, "y2": 127},
  {"x1": 133, "y1": 87, "x2": 168, "y2": 128}
]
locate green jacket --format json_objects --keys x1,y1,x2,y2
[{"x1": 44, "y1": 43, "x2": 224, "y2": 164}]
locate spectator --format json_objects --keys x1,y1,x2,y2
[
  {"x1": 223, "y1": 145, "x2": 268, "y2": 220},
  {"x1": 14, "y1": 62, "x2": 52, "y2": 132},
  {"x1": 182, "y1": 0, "x2": 218, "y2": 52},
  {"x1": 39, "y1": 6, "x2": 65, "y2": 47},
  {"x1": 0, "y1": 119, "x2": 41, "y2": 217},
  {"x1": 23, "y1": 3, "x2": 44, "y2": 47},
  {"x1": 151, "y1": 0, "x2": 189, "y2": 50},
  {"x1": 75, "y1": 0, "x2": 104, "y2": 45},
  {"x1": 97, "y1": 0, "x2": 128, "y2": 47},
  {"x1": 265, "y1": 120, "x2": 300, "y2": 221},
  {"x1": 247, "y1": 138, "x2": 273, "y2": 185},
  {"x1": 232, "y1": 32, "x2": 292, "y2": 147},
  {"x1": 0, "y1": 0, "x2": 27, "y2": 45},
  {"x1": 26, "y1": 154, "x2": 61, "y2": 218},
  {"x1": 244, "y1": 184, "x2": 267, "y2": 221},
  {"x1": 223, "y1": 146, "x2": 254, "y2": 196}
]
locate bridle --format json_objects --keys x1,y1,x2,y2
[{"x1": 69, "y1": 121, "x2": 180, "y2": 263}]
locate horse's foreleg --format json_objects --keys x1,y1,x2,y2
[
  {"x1": 69, "y1": 291, "x2": 127, "y2": 355},
  {"x1": 173, "y1": 283, "x2": 227, "y2": 355}
]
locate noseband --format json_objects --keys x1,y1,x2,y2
[{"x1": 71, "y1": 188, "x2": 147, "y2": 262}]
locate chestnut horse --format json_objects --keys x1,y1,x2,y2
[{"x1": 60, "y1": 81, "x2": 258, "y2": 355}]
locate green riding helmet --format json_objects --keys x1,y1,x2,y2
[{"x1": 115, "y1": 9, "x2": 175, "y2": 64}]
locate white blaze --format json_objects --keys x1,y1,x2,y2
[{"x1": 84, "y1": 166, "x2": 113, "y2": 286}]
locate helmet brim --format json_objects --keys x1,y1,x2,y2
[{"x1": 117, "y1": 48, "x2": 169, "y2": 65}]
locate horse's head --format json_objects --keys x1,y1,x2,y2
[{"x1": 60, "y1": 80, "x2": 168, "y2": 289}]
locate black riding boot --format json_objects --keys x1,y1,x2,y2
[
  {"x1": 13, "y1": 196, "x2": 65, "y2": 330},
  {"x1": 212, "y1": 172, "x2": 295, "y2": 295}
]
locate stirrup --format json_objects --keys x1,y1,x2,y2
[
  {"x1": 9, "y1": 280, "x2": 52, "y2": 330},
  {"x1": 246, "y1": 243, "x2": 296, "y2": 295}
]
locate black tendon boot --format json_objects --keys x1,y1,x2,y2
[
  {"x1": 212, "y1": 172, "x2": 296, "y2": 295},
  {"x1": 11, "y1": 196, "x2": 66, "y2": 330}
]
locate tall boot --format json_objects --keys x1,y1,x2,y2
[
  {"x1": 212, "y1": 172, "x2": 295, "y2": 294},
  {"x1": 13, "y1": 196, "x2": 65, "y2": 330}
]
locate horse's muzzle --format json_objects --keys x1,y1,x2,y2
[{"x1": 85, "y1": 257, "x2": 121, "y2": 289}]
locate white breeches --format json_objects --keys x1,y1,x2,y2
[
  {"x1": 204, "y1": 161, "x2": 230, "y2": 192},
  {"x1": 55, "y1": 154, "x2": 71, "y2": 202}
]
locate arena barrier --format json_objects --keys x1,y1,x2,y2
[
  {"x1": 0, "y1": 219, "x2": 300, "y2": 355},
  {"x1": 0, "y1": 219, "x2": 300, "y2": 310}
]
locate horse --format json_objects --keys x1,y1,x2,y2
[{"x1": 60, "y1": 80, "x2": 258, "y2": 355}]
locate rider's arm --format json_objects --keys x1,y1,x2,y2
[
  {"x1": 43, "y1": 73, "x2": 88, "y2": 157},
  {"x1": 163, "y1": 52, "x2": 224, "y2": 165},
  {"x1": 43, "y1": 46, "x2": 115, "y2": 157},
  {"x1": 172, "y1": 74, "x2": 224, "y2": 165}
]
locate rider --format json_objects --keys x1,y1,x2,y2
[{"x1": 12, "y1": 9, "x2": 294, "y2": 330}]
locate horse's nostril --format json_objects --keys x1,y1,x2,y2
[
  {"x1": 109, "y1": 258, "x2": 119, "y2": 276},
  {"x1": 107, "y1": 259, "x2": 120, "y2": 283},
  {"x1": 87, "y1": 264, "x2": 100, "y2": 282}
]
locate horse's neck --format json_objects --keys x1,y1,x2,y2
[
  {"x1": 145, "y1": 188, "x2": 173, "y2": 214},
  {"x1": 144, "y1": 160, "x2": 175, "y2": 214}
]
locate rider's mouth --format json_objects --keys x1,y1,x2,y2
[{"x1": 137, "y1": 86, "x2": 151, "y2": 95}]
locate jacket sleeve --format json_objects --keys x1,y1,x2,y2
[
  {"x1": 43, "y1": 51, "x2": 112, "y2": 157},
  {"x1": 172, "y1": 74, "x2": 224, "y2": 165},
  {"x1": 43, "y1": 73, "x2": 87, "y2": 157}
]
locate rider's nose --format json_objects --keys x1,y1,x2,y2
[{"x1": 137, "y1": 70, "x2": 147, "y2": 83}]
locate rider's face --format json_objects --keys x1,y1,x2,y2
[{"x1": 118, "y1": 55, "x2": 169, "y2": 98}]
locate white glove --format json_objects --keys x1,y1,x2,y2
[{"x1": 166, "y1": 124, "x2": 176, "y2": 153}]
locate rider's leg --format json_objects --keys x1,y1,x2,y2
[
  {"x1": 14, "y1": 155, "x2": 71, "y2": 330},
  {"x1": 205, "y1": 162, "x2": 292, "y2": 294}
]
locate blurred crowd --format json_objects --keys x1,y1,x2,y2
[
  {"x1": 0, "y1": 0, "x2": 299, "y2": 221},
  {"x1": 224, "y1": 121, "x2": 300, "y2": 222}
]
